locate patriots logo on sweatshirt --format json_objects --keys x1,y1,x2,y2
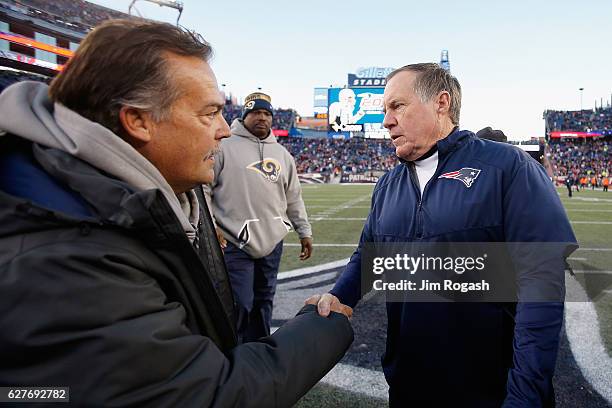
[
  {"x1": 247, "y1": 158, "x2": 282, "y2": 183},
  {"x1": 438, "y1": 168, "x2": 481, "y2": 188}
]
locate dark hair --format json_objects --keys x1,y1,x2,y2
[
  {"x1": 476, "y1": 127, "x2": 508, "y2": 143},
  {"x1": 49, "y1": 19, "x2": 212, "y2": 135},
  {"x1": 387, "y1": 63, "x2": 461, "y2": 125}
]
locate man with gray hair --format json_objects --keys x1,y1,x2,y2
[
  {"x1": 309, "y1": 63, "x2": 576, "y2": 406},
  {"x1": 0, "y1": 19, "x2": 353, "y2": 406}
]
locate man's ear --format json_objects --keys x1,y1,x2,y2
[
  {"x1": 436, "y1": 91, "x2": 451, "y2": 116},
  {"x1": 118, "y1": 106, "x2": 154, "y2": 142}
]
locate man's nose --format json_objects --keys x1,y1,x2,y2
[
  {"x1": 218, "y1": 117, "x2": 231, "y2": 139},
  {"x1": 383, "y1": 112, "x2": 395, "y2": 129}
]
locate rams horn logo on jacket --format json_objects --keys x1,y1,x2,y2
[
  {"x1": 247, "y1": 158, "x2": 282, "y2": 183},
  {"x1": 438, "y1": 167, "x2": 481, "y2": 188}
]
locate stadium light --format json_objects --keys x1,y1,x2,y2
[
  {"x1": 579, "y1": 87, "x2": 584, "y2": 110},
  {"x1": 128, "y1": 0, "x2": 184, "y2": 25},
  {"x1": 440, "y1": 49, "x2": 450, "y2": 72}
]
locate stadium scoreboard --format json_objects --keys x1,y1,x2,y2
[{"x1": 316, "y1": 66, "x2": 393, "y2": 139}]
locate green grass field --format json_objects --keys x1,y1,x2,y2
[
  {"x1": 557, "y1": 187, "x2": 612, "y2": 356},
  {"x1": 280, "y1": 184, "x2": 612, "y2": 355},
  {"x1": 280, "y1": 184, "x2": 373, "y2": 271}
]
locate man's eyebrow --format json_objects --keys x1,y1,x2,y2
[
  {"x1": 382, "y1": 98, "x2": 399, "y2": 113},
  {"x1": 200, "y1": 102, "x2": 224, "y2": 111}
]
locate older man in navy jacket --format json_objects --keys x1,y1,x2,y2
[{"x1": 309, "y1": 63, "x2": 576, "y2": 407}]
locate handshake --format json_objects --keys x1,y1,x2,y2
[{"x1": 304, "y1": 293, "x2": 353, "y2": 319}]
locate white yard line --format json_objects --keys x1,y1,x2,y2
[
  {"x1": 278, "y1": 258, "x2": 350, "y2": 278},
  {"x1": 565, "y1": 209, "x2": 612, "y2": 212},
  {"x1": 571, "y1": 221, "x2": 612, "y2": 225},
  {"x1": 319, "y1": 363, "x2": 388, "y2": 401},
  {"x1": 308, "y1": 206, "x2": 371, "y2": 209},
  {"x1": 305, "y1": 199, "x2": 361, "y2": 202},
  {"x1": 572, "y1": 270, "x2": 612, "y2": 275},
  {"x1": 565, "y1": 276, "x2": 612, "y2": 403},
  {"x1": 310, "y1": 217, "x2": 367, "y2": 221},
  {"x1": 562, "y1": 197, "x2": 612, "y2": 203},
  {"x1": 305, "y1": 195, "x2": 370, "y2": 198},
  {"x1": 309, "y1": 195, "x2": 371, "y2": 222}
]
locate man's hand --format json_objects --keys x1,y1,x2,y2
[
  {"x1": 215, "y1": 227, "x2": 227, "y2": 250},
  {"x1": 305, "y1": 293, "x2": 352, "y2": 319},
  {"x1": 299, "y1": 237, "x2": 313, "y2": 260}
]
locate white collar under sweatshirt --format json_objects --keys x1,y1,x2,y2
[{"x1": 413, "y1": 151, "x2": 439, "y2": 196}]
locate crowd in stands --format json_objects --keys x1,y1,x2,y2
[
  {"x1": 222, "y1": 103, "x2": 242, "y2": 125},
  {"x1": 272, "y1": 109, "x2": 295, "y2": 130},
  {"x1": 1, "y1": 0, "x2": 129, "y2": 33},
  {"x1": 0, "y1": 68, "x2": 48, "y2": 91},
  {"x1": 544, "y1": 106, "x2": 612, "y2": 136},
  {"x1": 545, "y1": 105, "x2": 611, "y2": 189},
  {"x1": 278, "y1": 137, "x2": 397, "y2": 175},
  {"x1": 222, "y1": 101, "x2": 297, "y2": 131},
  {"x1": 548, "y1": 138, "x2": 610, "y2": 187}
]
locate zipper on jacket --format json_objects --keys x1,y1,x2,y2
[
  {"x1": 407, "y1": 162, "x2": 424, "y2": 239},
  {"x1": 191, "y1": 218, "x2": 203, "y2": 250},
  {"x1": 190, "y1": 221, "x2": 200, "y2": 250},
  {"x1": 408, "y1": 149, "x2": 454, "y2": 239}
]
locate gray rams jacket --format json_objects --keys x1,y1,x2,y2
[
  {"x1": 203, "y1": 119, "x2": 311, "y2": 258},
  {"x1": 0, "y1": 83, "x2": 353, "y2": 407}
]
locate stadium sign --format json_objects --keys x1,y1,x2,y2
[
  {"x1": 327, "y1": 87, "x2": 389, "y2": 139},
  {"x1": 549, "y1": 131, "x2": 603, "y2": 139},
  {"x1": 0, "y1": 50, "x2": 62, "y2": 71},
  {"x1": 341, "y1": 174, "x2": 380, "y2": 183},
  {"x1": 347, "y1": 66, "x2": 394, "y2": 88},
  {"x1": 313, "y1": 87, "x2": 328, "y2": 116},
  {"x1": 272, "y1": 129, "x2": 289, "y2": 137}
]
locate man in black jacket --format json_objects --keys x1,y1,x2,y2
[{"x1": 0, "y1": 19, "x2": 353, "y2": 407}]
